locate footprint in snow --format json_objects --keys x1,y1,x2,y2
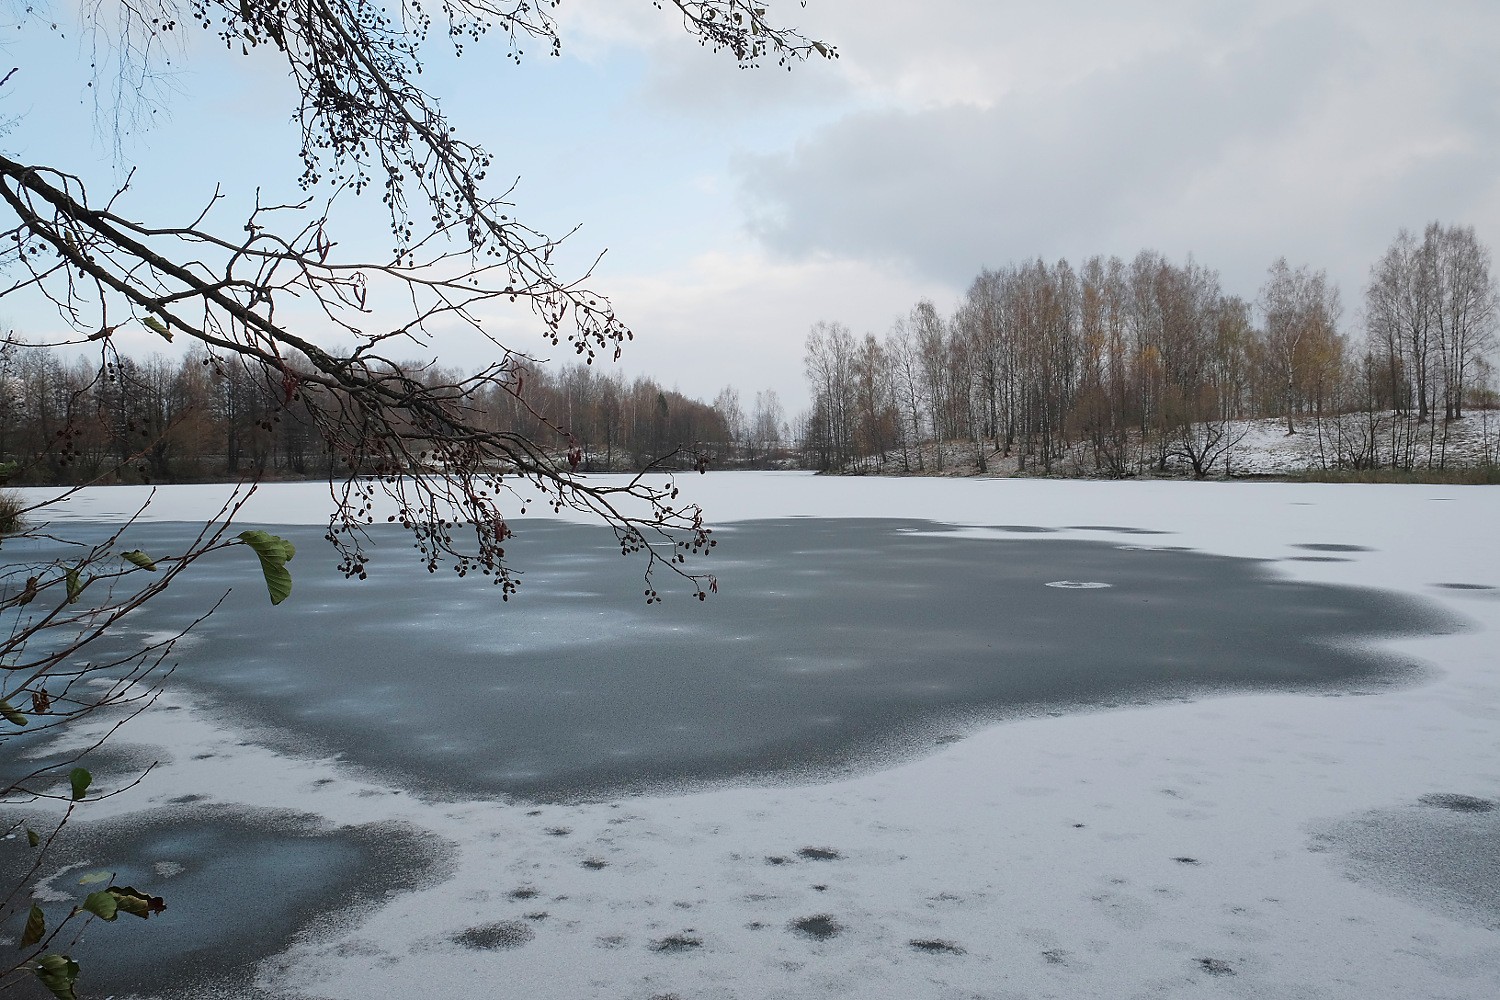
[
  {"x1": 452, "y1": 921, "x2": 534, "y2": 950},
  {"x1": 1197, "y1": 957, "x2": 1235, "y2": 976},
  {"x1": 790, "y1": 914, "x2": 843, "y2": 941},
  {"x1": 648, "y1": 934, "x2": 703, "y2": 953}
]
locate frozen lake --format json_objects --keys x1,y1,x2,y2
[
  {"x1": 11, "y1": 517, "x2": 1455, "y2": 801},
  {"x1": 5, "y1": 474, "x2": 1499, "y2": 999}
]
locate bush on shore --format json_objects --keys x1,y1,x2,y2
[{"x1": 0, "y1": 491, "x2": 21, "y2": 535}]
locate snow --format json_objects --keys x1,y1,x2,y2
[
  {"x1": 11, "y1": 474, "x2": 1500, "y2": 999},
  {"x1": 836, "y1": 410, "x2": 1500, "y2": 477}
]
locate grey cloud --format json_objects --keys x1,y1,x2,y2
[
  {"x1": 639, "y1": 43, "x2": 856, "y2": 118},
  {"x1": 733, "y1": 8, "x2": 1500, "y2": 300}
]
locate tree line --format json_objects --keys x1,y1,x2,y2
[
  {"x1": 6, "y1": 224, "x2": 1495, "y2": 486},
  {"x1": 802, "y1": 223, "x2": 1498, "y2": 476},
  {"x1": 0, "y1": 342, "x2": 795, "y2": 485}
]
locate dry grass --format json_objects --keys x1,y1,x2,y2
[
  {"x1": 0, "y1": 491, "x2": 22, "y2": 535},
  {"x1": 1276, "y1": 465, "x2": 1500, "y2": 486}
]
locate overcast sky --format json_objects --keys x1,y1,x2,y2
[{"x1": 5, "y1": 0, "x2": 1499, "y2": 413}]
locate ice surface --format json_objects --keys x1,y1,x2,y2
[
  {"x1": 0, "y1": 807, "x2": 448, "y2": 999},
  {"x1": 9, "y1": 519, "x2": 1453, "y2": 802},
  {"x1": 7, "y1": 474, "x2": 1500, "y2": 999}
]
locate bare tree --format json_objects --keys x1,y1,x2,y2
[
  {"x1": 884, "y1": 315, "x2": 929, "y2": 473},
  {"x1": 748, "y1": 388, "x2": 784, "y2": 462},
  {"x1": 1364, "y1": 223, "x2": 1498, "y2": 467},
  {"x1": 911, "y1": 299, "x2": 954, "y2": 469},
  {"x1": 1366, "y1": 229, "x2": 1437, "y2": 423},
  {"x1": 1430, "y1": 223, "x2": 1497, "y2": 421},
  {"x1": 849, "y1": 334, "x2": 896, "y2": 469},
  {"x1": 712, "y1": 385, "x2": 745, "y2": 461},
  {"x1": 1164, "y1": 292, "x2": 1252, "y2": 478},
  {"x1": 2, "y1": 2, "x2": 835, "y2": 993},
  {"x1": 1072, "y1": 255, "x2": 1132, "y2": 475},
  {"x1": 802, "y1": 320, "x2": 857, "y2": 470},
  {"x1": 1257, "y1": 258, "x2": 1342, "y2": 435}
]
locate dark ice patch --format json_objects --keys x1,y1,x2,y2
[
  {"x1": 15, "y1": 518, "x2": 1460, "y2": 803},
  {"x1": 1064, "y1": 525, "x2": 1171, "y2": 535},
  {"x1": 1292, "y1": 543, "x2": 1373, "y2": 552},
  {"x1": 0, "y1": 804, "x2": 451, "y2": 1000},
  {"x1": 1316, "y1": 800, "x2": 1500, "y2": 925},
  {"x1": 909, "y1": 938, "x2": 965, "y2": 954},
  {"x1": 1433, "y1": 583, "x2": 1496, "y2": 591},
  {"x1": 1419, "y1": 793, "x2": 1496, "y2": 813}
]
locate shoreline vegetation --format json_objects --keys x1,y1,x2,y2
[
  {"x1": 2, "y1": 333, "x2": 1497, "y2": 490},
  {"x1": 799, "y1": 230, "x2": 1499, "y2": 482},
  {"x1": 827, "y1": 459, "x2": 1500, "y2": 486},
  {"x1": 812, "y1": 409, "x2": 1500, "y2": 484},
  {"x1": 6, "y1": 434, "x2": 1499, "y2": 488}
]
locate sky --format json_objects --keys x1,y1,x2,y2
[{"x1": 4, "y1": 0, "x2": 1500, "y2": 414}]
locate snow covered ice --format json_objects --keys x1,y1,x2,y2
[{"x1": 8, "y1": 473, "x2": 1500, "y2": 999}]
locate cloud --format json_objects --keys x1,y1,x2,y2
[
  {"x1": 449, "y1": 243, "x2": 953, "y2": 414},
  {"x1": 733, "y1": 3, "x2": 1500, "y2": 304},
  {"x1": 596, "y1": 246, "x2": 958, "y2": 412}
]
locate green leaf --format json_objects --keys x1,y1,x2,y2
[
  {"x1": 27, "y1": 827, "x2": 40, "y2": 847},
  {"x1": 77, "y1": 871, "x2": 111, "y2": 885},
  {"x1": 82, "y1": 890, "x2": 117, "y2": 921},
  {"x1": 121, "y1": 550, "x2": 157, "y2": 572},
  {"x1": 34, "y1": 953, "x2": 79, "y2": 1000},
  {"x1": 238, "y1": 530, "x2": 295, "y2": 605},
  {"x1": 21, "y1": 904, "x2": 45, "y2": 947},
  {"x1": 64, "y1": 568, "x2": 82, "y2": 604},
  {"x1": 106, "y1": 886, "x2": 165, "y2": 919},
  {"x1": 141, "y1": 315, "x2": 172, "y2": 342},
  {"x1": 1, "y1": 698, "x2": 27, "y2": 727},
  {"x1": 68, "y1": 767, "x2": 91, "y2": 801}
]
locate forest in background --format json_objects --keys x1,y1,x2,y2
[
  {"x1": 2, "y1": 223, "x2": 1496, "y2": 486},
  {"x1": 802, "y1": 223, "x2": 1499, "y2": 477},
  {"x1": 0, "y1": 341, "x2": 794, "y2": 484}
]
